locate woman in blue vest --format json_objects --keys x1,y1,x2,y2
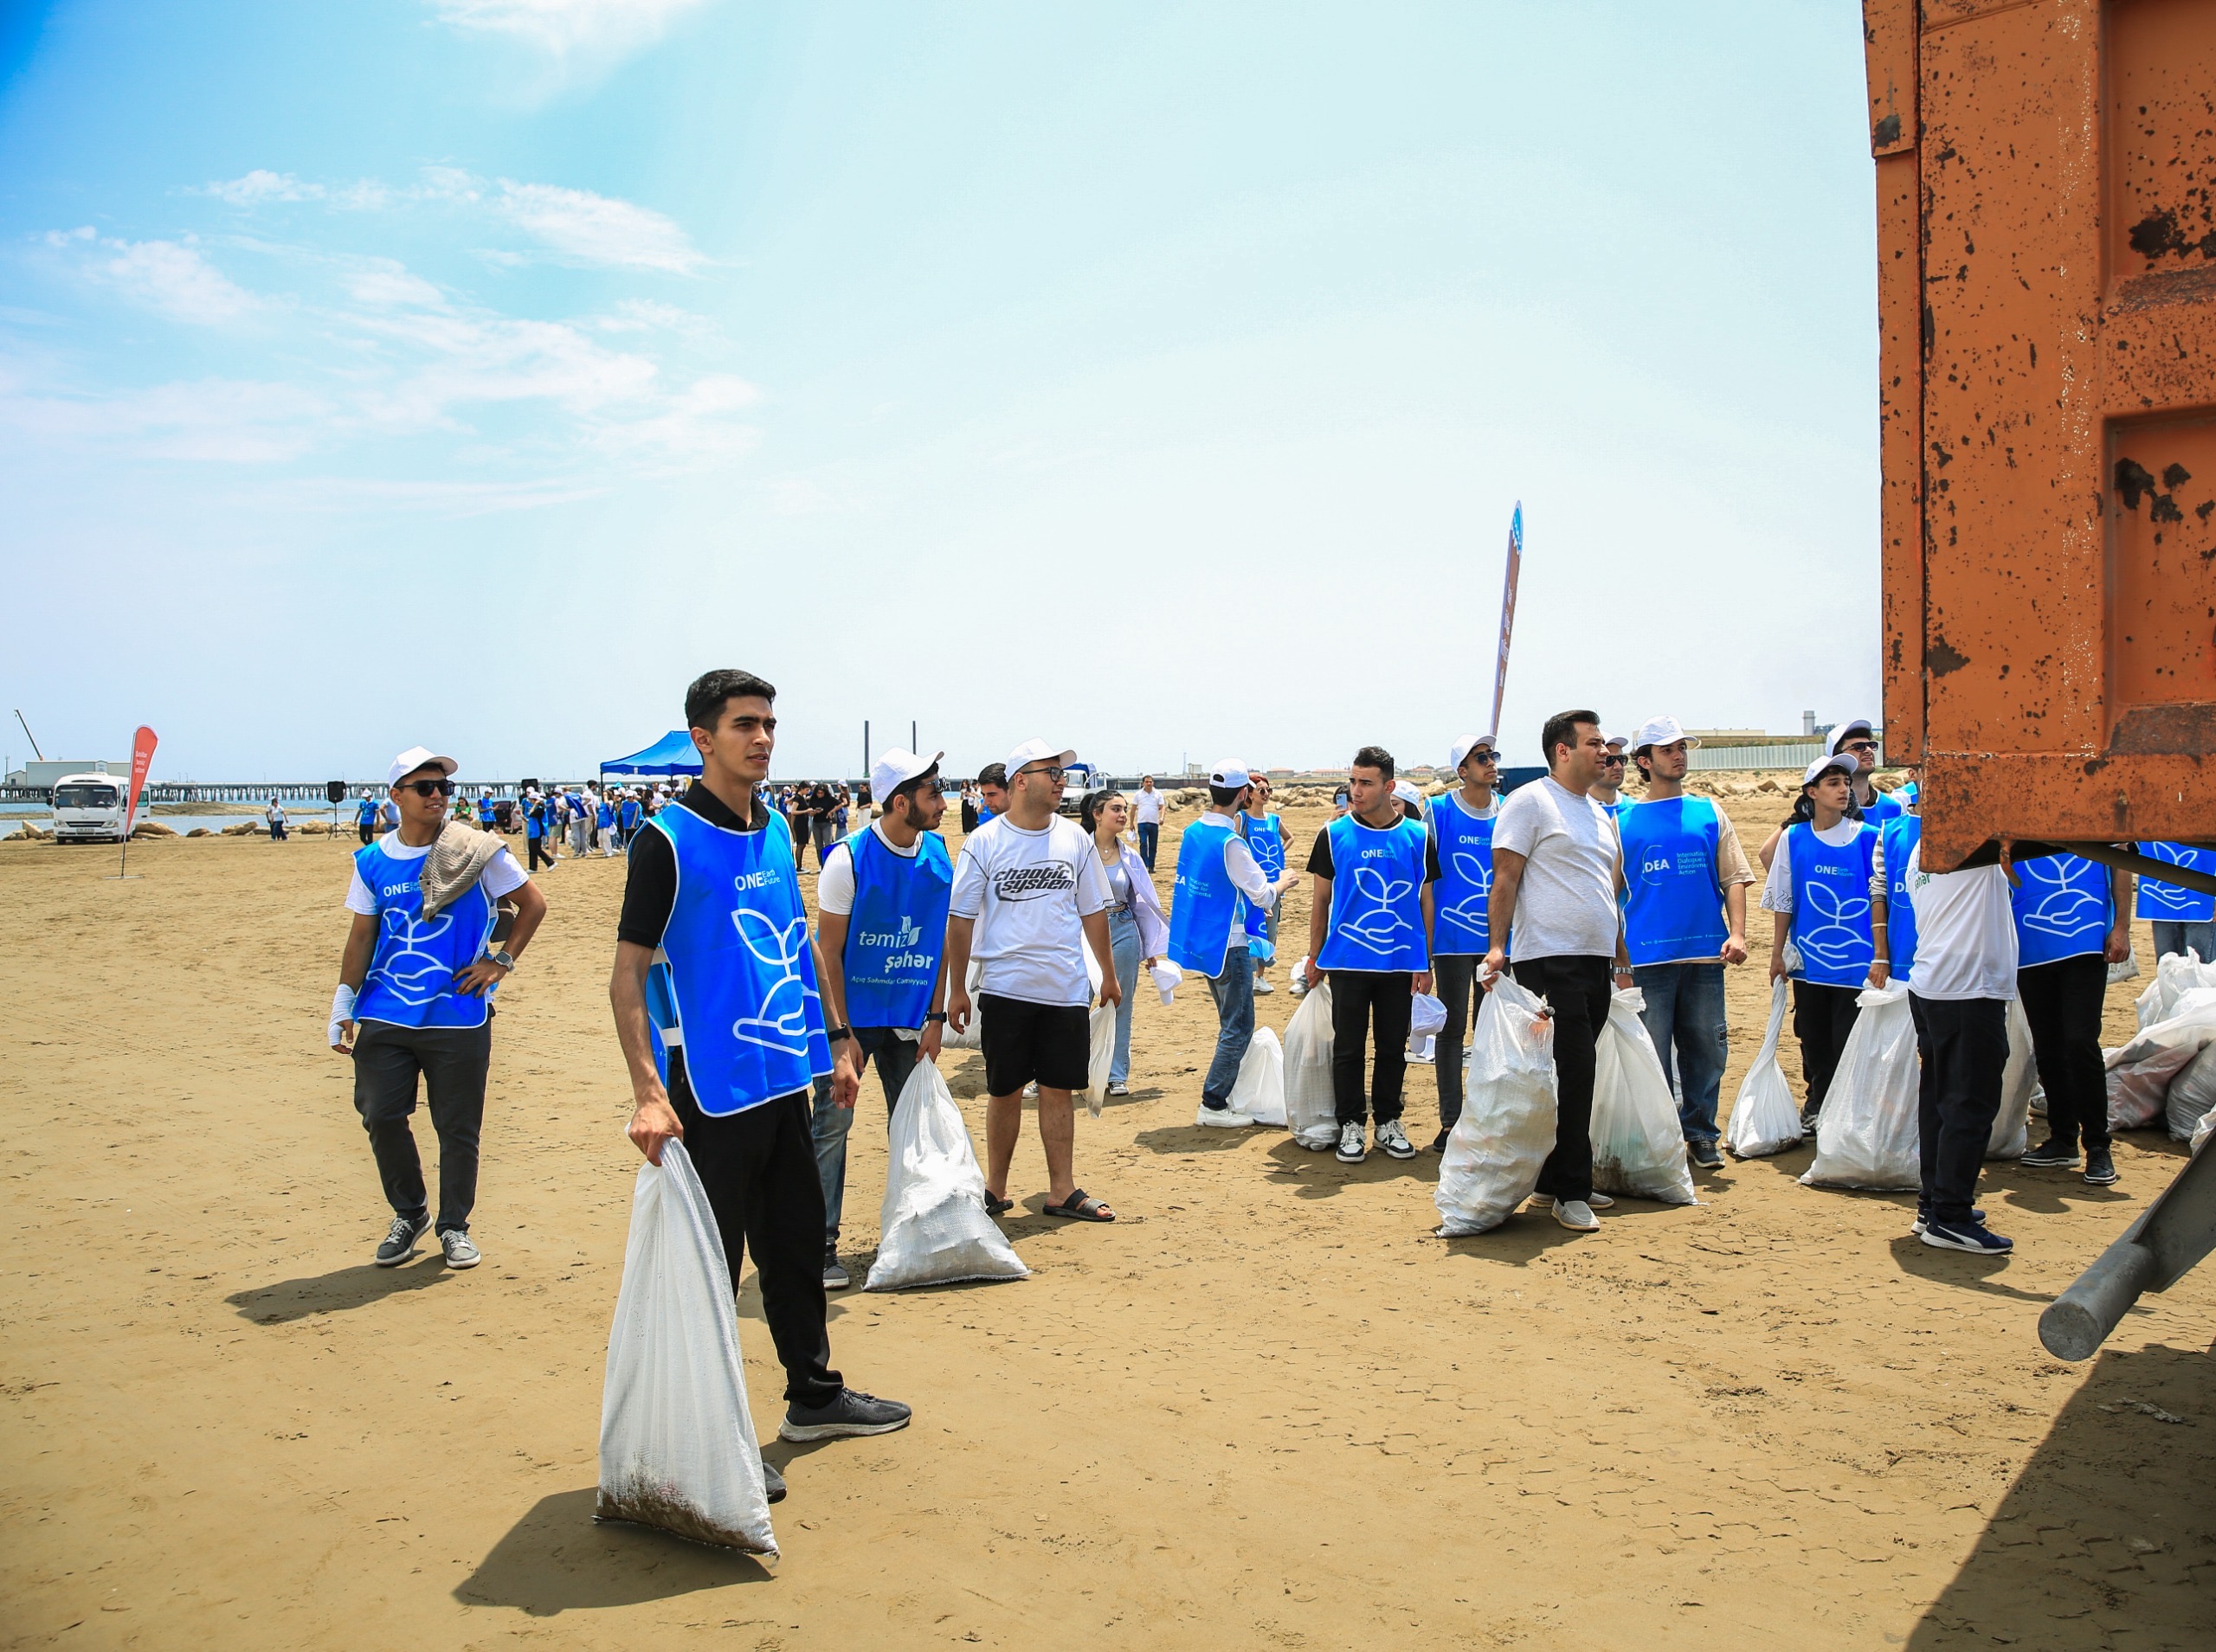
[
  {"x1": 611, "y1": 669, "x2": 908, "y2": 1457},
  {"x1": 1424, "y1": 733, "x2": 1503, "y2": 1150},
  {"x1": 330, "y1": 746, "x2": 545, "y2": 1270},
  {"x1": 1170, "y1": 761, "x2": 1292, "y2": 1119},
  {"x1": 2135, "y1": 841, "x2": 2216, "y2": 964},
  {"x1": 1302, "y1": 746, "x2": 1435, "y2": 1162},
  {"x1": 2016, "y1": 851, "x2": 2132, "y2": 1186},
  {"x1": 1240, "y1": 775, "x2": 1288, "y2": 994},
  {"x1": 1083, "y1": 787, "x2": 1167, "y2": 1097},
  {"x1": 1761, "y1": 752, "x2": 1887, "y2": 1130}
]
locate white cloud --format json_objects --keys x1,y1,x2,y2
[
  {"x1": 344, "y1": 266, "x2": 448, "y2": 308},
  {"x1": 594, "y1": 371, "x2": 758, "y2": 458},
  {"x1": 428, "y1": 0, "x2": 712, "y2": 57},
  {"x1": 493, "y1": 180, "x2": 704, "y2": 273},
  {"x1": 593, "y1": 298, "x2": 711, "y2": 333},
  {"x1": 348, "y1": 310, "x2": 662, "y2": 430},
  {"x1": 197, "y1": 170, "x2": 322, "y2": 205},
  {"x1": 74, "y1": 237, "x2": 260, "y2": 325},
  {"x1": 0, "y1": 373, "x2": 327, "y2": 462}
]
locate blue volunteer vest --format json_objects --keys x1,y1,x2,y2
[
  {"x1": 1620, "y1": 796, "x2": 1730, "y2": 967},
  {"x1": 652, "y1": 804, "x2": 832, "y2": 1117},
  {"x1": 476, "y1": 800, "x2": 494, "y2": 826},
  {"x1": 352, "y1": 839, "x2": 499, "y2": 1029},
  {"x1": 1861, "y1": 788, "x2": 1904, "y2": 825},
  {"x1": 2014, "y1": 852, "x2": 2114, "y2": 967},
  {"x1": 2135, "y1": 842, "x2": 2216, "y2": 922},
  {"x1": 1241, "y1": 813, "x2": 1285, "y2": 943},
  {"x1": 1785, "y1": 821, "x2": 1878, "y2": 987},
  {"x1": 357, "y1": 798, "x2": 377, "y2": 826},
  {"x1": 1427, "y1": 794, "x2": 1497, "y2": 957},
  {"x1": 1168, "y1": 820, "x2": 1250, "y2": 976},
  {"x1": 1880, "y1": 813, "x2": 1922, "y2": 984},
  {"x1": 644, "y1": 957, "x2": 679, "y2": 1085},
  {"x1": 841, "y1": 826, "x2": 953, "y2": 1028},
  {"x1": 596, "y1": 800, "x2": 614, "y2": 829},
  {"x1": 619, "y1": 800, "x2": 641, "y2": 831},
  {"x1": 1317, "y1": 813, "x2": 1430, "y2": 972}
]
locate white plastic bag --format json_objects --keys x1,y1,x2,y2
[
  {"x1": 1727, "y1": 978, "x2": 1803, "y2": 1159},
  {"x1": 1590, "y1": 989, "x2": 1697, "y2": 1204},
  {"x1": 1085, "y1": 1006, "x2": 1115, "y2": 1118},
  {"x1": 2108, "y1": 946, "x2": 2141, "y2": 987},
  {"x1": 1218, "y1": 1026, "x2": 1286, "y2": 1127},
  {"x1": 2108, "y1": 986, "x2": 2216, "y2": 1129},
  {"x1": 2168, "y1": 1041, "x2": 2216, "y2": 1141},
  {"x1": 1434, "y1": 976, "x2": 1559, "y2": 1236},
  {"x1": 2194, "y1": 1101, "x2": 2215, "y2": 1155},
  {"x1": 1408, "y1": 993, "x2": 1447, "y2": 1039},
  {"x1": 1150, "y1": 961, "x2": 1182, "y2": 1004},
  {"x1": 597, "y1": 1141, "x2": 777, "y2": 1555},
  {"x1": 1988, "y1": 996, "x2": 2037, "y2": 1160},
  {"x1": 866, "y1": 1062, "x2": 1029, "y2": 1291},
  {"x1": 1800, "y1": 981, "x2": 1922, "y2": 1191},
  {"x1": 944, "y1": 960, "x2": 986, "y2": 1050},
  {"x1": 2135, "y1": 949, "x2": 2216, "y2": 1030},
  {"x1": 1284, "y1": 976, "x2": 1338, "y2": 1148}
]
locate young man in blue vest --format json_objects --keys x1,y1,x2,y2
[
  {"x1": 1485, "y1": 710, "x2": 1631, "y2": 1233},
  {"x1": 355, "y1": 791, "x2": 379, "y2": 845},
  {"x1": 1620, "y1": 716, "x2": 1755, "y2": 1170},
  {"x1": 974, "y1": 762, "x2": 1007, "y2": 826},
  {"x1": 616, "y1": 788, "x2": 641, "y2": 850},
  {"x1": 331, "y1": 747, "x2": 546, "y2": 1270},
  {"x1": 1830, "y1": 717, "x2": 1903, "y2": 823},
  {"x1": 1425, "y1": 732, "x2": 1502, "y2": 1151},
  {"x1": 612, "y1": 670, "x2": 910, "y2": 1473},
  {"x1": 2015, "y1": 850, "x2": 2133, "y2": 1186},
  {"x1": 1303, "y1": 746, "x2": 1437, "y2": 1163},
  {"x1": 810, "y1": 748, "x2": 955, "y2": 1287},
  {"x1": 1240, "y1": 774, "x2": 1289, "y2": 994},
  {"x1": 1169, "y1": 760, "x2": 1298, "y2": 1121}
]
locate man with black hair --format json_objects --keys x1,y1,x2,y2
[
  {"x1": 1303, "y1": 745, "x2": 1437, "y2": 1163},
  {"x1": 975, "y1": 762, "x2": 1008, "y2": 825},
  {"x1": 1425, "y1": 732, "x2": 1503, "y2": 1151},
  {"x1": 611, "y1": 669, "x2": 911, "y2": 1487},
  {"x1": 1485, "y1": 709, "x2": 1629, "y2": 1233},
  {"x1": 809, "y1": 748, "x2": 954, "y2": 1287}
]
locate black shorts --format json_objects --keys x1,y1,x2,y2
[{"x1": 980, "y1": 993, "x2": 1091, "y2": 1096}]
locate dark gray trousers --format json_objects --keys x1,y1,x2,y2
[{"x1": 351, "y1": 1019, "x2": 490, "y2": 1235}]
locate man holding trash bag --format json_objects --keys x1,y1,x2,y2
[
  {"x1": 1620, "y1": 715, "x2": 1756, "y2": 1171},
  {"x1": 811, "y1": 748, "x2": 955, "y2": 1286},
  {"x1": 1424, "y1": 733, "x2": 1504, "y2": 1151},
  {"x1": 1482, "y1": 710, "x2": 1632, "y2": 1233},
  {"x1": 611, "y1": 669, "x2": 912, "y2": 1462},
  {"x1": 1169, "y1": 760, "x2": 1297, "y2": 1118}
]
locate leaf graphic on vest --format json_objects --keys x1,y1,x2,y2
[
  {"x1": 729, "y1": 906, "x2": 819, "y2": 1057},
  {"x1": 370, "y1": 904, "x2": 460, "y2": 1006},
  {"x1": 1797, "y1": 881, "x2": 1871, "y2": 967},
  {"x1": 2018, "y1": 859, "x2": 2104, "y2": 938},
  {"x1": 1438, "y1": 849, "x2": 1492, "y2": 939},
  {"x1": 1339, "y1": 866, "x2": 1416, "y2": 955},
  {"x1": 2139, "y1": 844, "x2": 2207, "y2": 915}
]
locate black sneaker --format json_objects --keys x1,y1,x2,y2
[
  {"x1": 780, "y1": 1387, "x2": 913, "y2": 1443},
  {"x1": 1911, "y1": 1205, "x2": 1984, "y2": 1237},
  {"x1": 1689, "y1": 1140, "x2": 1723, "y2": 1169},
  {"x1": 2083, "y1": 1147, "x2": 2118, "y2": 1186},
  {"x1": 375, "y1": 1212, "x2": 431, "y2": 1267},
  {"x1": 822, "y1": 1241, "x2": 851, "y2": 1290},
  {"x1": 2021, "y1": 1139, "x2": 2082, "y2": 1169},
  {"x1": 1429, "y1": 1127, "x2": 1452, "y2": 1154},
  {"x1": 1921, "y1": 1218, "x2": 2013, "y2": 1255},
  {"x1": 761, "y1": 1456, "x2": 787, "y2": 1504}
]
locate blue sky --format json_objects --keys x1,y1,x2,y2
[{"x1": 0, "y1": 1, "x2": 1878, "y2": 783}]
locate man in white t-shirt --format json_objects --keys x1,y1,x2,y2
[
  {"x1": 1484, "y1": 709, "x2": 1630, "y2": 1234},
  {"x1": 331, "y1": 747, "x2": 546, "y2": 1270},
  {"x1": 1133, "y1": 775, "x2": 1164, "y2": 871},
  {"x1": 945, "y1": 739, "x2": 1122, "y2": 1222}
]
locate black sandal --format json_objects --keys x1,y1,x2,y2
[
  {"x1": 1042, "y1": 1187, "x2": 1115, "y2": 1223},
  {"x1": 983, "y1": 1192, "x2": 1015, "y2": 1216}
]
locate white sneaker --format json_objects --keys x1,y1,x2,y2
[
  {"x1": 1335, "y1": 1120, "x2": 1368, "y2": 1163},
  {"x1": 441, "y1": 1230, "x2": 482, "y2": 1269},
  {"x1": 1253, "y1": 975, "x2": 1275, "y2": 995},
  {"x1": 1375, "y1": 1119, "x2": 1418, "y2": 1160},
  {"x1": 1553, "y1": 1199, "x2": 1601, "y2": 1232},
  {"x1": 1197, "y1": 1099, "x2": 1255, "y2": 1128},
  {"x1": 1288, "y1": 975, "x2": 1309, "y2": 998},
  {"x1": 1105, "y1": 1080, "x2": 1129, "y2": 1097}
]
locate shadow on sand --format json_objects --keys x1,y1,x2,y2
[
  {"x1": 454, "y1": 1486, "x2": 773, "y2": 1616},
  {"x1": 225, "y1": 1256, "x2": 451, "y2": 1323}
]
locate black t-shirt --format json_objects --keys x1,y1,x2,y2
[
  {"x1": 615, "y1": 781, "x2": 767, "y2": 948},
  {"x1": 1306, "y1": 818, "x2": 1442, "y2": 884}
]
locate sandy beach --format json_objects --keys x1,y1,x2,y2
[{"x1": 3, "y1": 799, "x2": 2209, "y2": 1649}]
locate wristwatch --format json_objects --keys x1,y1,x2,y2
[
  {"x1": 823, "y1": 1025, "x2": 852, "y2": 1043},
  {"x1": 925, "y1": 1011, "x2": 949, "y2": 1024},
  {"x1": 487, "y1": 949, "x2": 515, "y2": 969}
]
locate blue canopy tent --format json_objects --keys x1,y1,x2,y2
[{"x1": 600, "y1": 731, "x2": 703, "y2": 779}]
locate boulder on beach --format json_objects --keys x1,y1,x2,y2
[
  {"x1": 186, "y1": 827, "x2": 213, "y2": 838},
  {"x1": 131, "y1": 820, "x2": 178, "y2": 839},
  {"x1": 222, "y1": 821, "x2": 263, "y2": 837},
  {"x1": 298, "y1": 820, "x2": 332, "y2": 836}
]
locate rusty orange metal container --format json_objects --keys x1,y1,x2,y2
[{"x1": 1865, "y1": 0, "x2": 2216, "y2": 868}]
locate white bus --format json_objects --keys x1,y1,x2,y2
[{"x1": 50, "y1": 771, "x2": 132, "y2": 844}]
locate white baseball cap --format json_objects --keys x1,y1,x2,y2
[
  {"x1": 388, "y1": 746, "x2": 458, "y2": 787},
  {"x1": 1633, "y1": 715, "x2": 1701, "y2": 751},
  {"x1": 1004, "y1": 737, "x2": 1078, "y2": 777},
  {"x1": 1208, "y1": 759, "x2": 1252, "y2": 789},
  {"x1": 1829, "y1": 717, "x2": 1876, "y2": 755},
  {"x1": 1449, "y1": 733, "x2": 1498, "y2": 771},
  {"x1": 871, "y1": 747, "x2": 943, "y2": 806},
  {"x1": 1802, "y1": 752, "x2": 1858, "y2": 787},
  {"x1": 1602, "y1": 731, "x2": 1629, "y2": 752},
  {"x1": 1393, "y1": 778, "x2": 1423, "y2": 806}
]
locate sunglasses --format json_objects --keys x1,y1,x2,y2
[
  {"x1": 1600, "y1": 754, "x2": 1627, "y2": 766},
  {"x1": 1843, "y1": 741, "x2": 1878, "y2": 755},
  {"x1": 1019, "y1": 765, "x2": 1066, "y2": 781},
  {"x1": 1467, "y1": 750, "x2": 1498, "y2": 763},
  {"x1": 400, "y1": 779, "x2": 455, "y2": 798}
]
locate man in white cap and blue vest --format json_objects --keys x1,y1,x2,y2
[
  {"x1": 1424, "y1": 732, "x2": 1502, "y2": 1151},
  {"x1": 1168, "y1": 760, "x2": 1298, "y2": 1119},
  {"x1": 809, "y1": 747, "x2": 955, "y2": 1286},
  {"x1": 1830, "y1": 717, "x2": 1903, "y2": 823},
  {"x1": 1620, "y1": 715, "x2": 1755, "y2": 1169},
  {"x1": 331, "y1": 745, "x2": 546, "y2": 1270}
]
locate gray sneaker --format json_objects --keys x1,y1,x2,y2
[
  {"x1": 761, "y1": 1455, "x2": 787, "y2": 1504},
  {"x1": 441, "y1": 1229, "x2": 481, "y2": 1270},
  {"x1": 375, "y1": 1212, "x2": 431, "y2": 1267},
  {"x1": 822, "y1": 1244, "x2": 851, "y2": 1289},
  {"x1": 780, "y1": 1388, "x2": 912, "y2": 1443},
  {"x1": 1336, "y1": 1120, "x2": 1368, "y2": 1163}
]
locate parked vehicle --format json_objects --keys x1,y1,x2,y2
[{"x1": 49, "y1": 771, "x2": 132, "y2": 843}]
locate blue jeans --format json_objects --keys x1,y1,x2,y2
[
  {"x1": 1108, "y1": 906, "x2": 1142, "y2": 1084},
  {"x1": 1631, "y1": 961, "x2": 1729, "y2": 1147},
  {"x1": 2152, "y1": 920, "x2": 2216, "y2": 964},
  {"x1": 1137, "y1": 821, "x2": 1159, "y2": 871},
  {"x1": 808, "y1": 1027, "x2": 921, "y2": 1241},
  {"x1": 1203, "y1": 947, "x2": 1257, "y2": 1106}
]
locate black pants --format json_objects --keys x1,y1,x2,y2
[
  {"x1": 1793, "y1": 980, "x2": 1864, "y2": 1113},
  {"x1": 359, "y1": 823, "x2": 376, "y2": 845},
  {"x1": 2017, "y1": 953, "x2": 2110, "y2": 1153},
  {"x1": 1329, "y1": 970, "x2": 1412, "y2": 1124},
  {"x1": 1909, "y1": 993, "x2": 2007, "y2": 1225},
  {"x1": 669, "y1": 1051, "x2": 843, "y2": 1408},
  {"x1": 1432, "y1": 954, "x2": 1479, "y2": 1129},
  {"x1": 1513, "y1": 955, "x2": 1612, "y2": 1204},
  {"x1": 351, "y1": 1019, "x2": 490, "y2": 1234},
  {"x1": 527, "y1": 834, "x2": 553, "y2": 870}
]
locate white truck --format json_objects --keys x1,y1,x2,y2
[{"x1": 49, "y1": 770, "x2": 132, "y2": 843}]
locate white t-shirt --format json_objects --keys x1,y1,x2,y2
[
  {"x1": 1133, "y1": 788, "x2": 1163, "y2": 825},
  {"x1": 1904, "y1": 846, "x2": 2018, "y2": 1001},
  {"x1": 1761, "y1": 819, "x2": 1881, "y2": 912},
  {"x1": 345, "y1": 831, "x2": 528, "y2": 915},
  {"x1": 1492, "y1": 776, "x2": 1621, "y2": 961},
  {"x1": 950, "y1": 814, "x2": 1110, "y2": 1006},
  {"x1": 815, "y1": 821, "x2": 917, "y2": 916}
]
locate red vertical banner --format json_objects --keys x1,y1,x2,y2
[
  {"x1": 126, "y1": 726, "x2": 158, "y2": 827},
  {"x1": 1488, "y1": 503, "x2": 1523, "y2": 740}
]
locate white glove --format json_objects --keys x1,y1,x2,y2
[{"x1": 329, "y1": 983, "x2": 358, "y2": 1049}]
